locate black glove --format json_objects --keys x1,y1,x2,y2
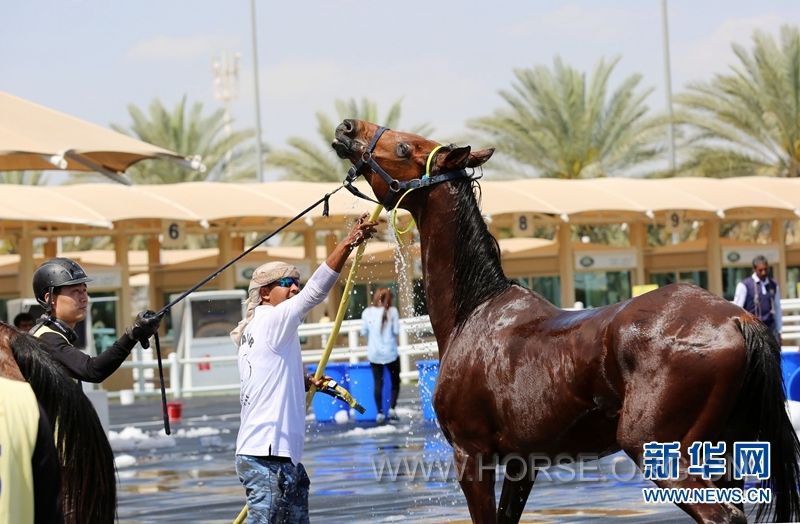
[{"x1": 126, "y1": 310, "x2": 161, "y2": 348}]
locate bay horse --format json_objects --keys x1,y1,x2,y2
[
  {"x1": 0, "y1": 322, "x2": 116, "y2": 523},
  {"x1": 332, "y1": 119, "x2": 800, "y2": 523}
]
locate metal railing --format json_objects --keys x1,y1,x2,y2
[
  {"x1": 112, "y1": 299, "x2": 800, "y2": 401},
  {"x1": 114, "y1": 315, "x2": 439, "y2": 400},
  {"x1": 779, "y1": 298, "x2": 800, "y2": 347}
]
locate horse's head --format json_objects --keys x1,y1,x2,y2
[{"x1": 332, "y1": 119, "x2": 494, "y2": 209}]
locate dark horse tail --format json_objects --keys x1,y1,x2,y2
[
  {"x1": 11, "y1": 333, "x2": 117, "y2": 524},
  {"x1": 737, "y1": 318, "x2": 800, "y2": 522}
]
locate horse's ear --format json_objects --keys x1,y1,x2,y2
[
  {"x1": 441, "y1": 146, "x2": 472, "y2": 171},
  {"x1": 467, "y1": 148, "x2": 494, "y2": 168}
]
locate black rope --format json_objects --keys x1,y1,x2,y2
[
  {"x1": 146, "y1": 184, "x2": 344, "y2": 434},
  {"x1": 156, "y1": 185, "x2": 343, "y2": 317},
  {"x1": 153, "y1": 333, "x2": 170, "y2": 435}
]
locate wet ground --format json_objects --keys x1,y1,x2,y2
[{"x1": 111, "y1": 390, "x2": 733, "y2": 523}]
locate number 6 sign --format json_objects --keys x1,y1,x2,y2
[{"x1": 161, "y1": 221, "x2": 186, "y2": 248}]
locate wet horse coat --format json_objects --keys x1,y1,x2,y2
[{"x1": 333, "y1": 119, "x2": 800, "y2": 523}]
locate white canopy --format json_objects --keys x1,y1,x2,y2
[{"x1": 0, "y1": 177, "x2": 799, "y2": 231}]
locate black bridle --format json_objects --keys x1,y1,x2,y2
[{"x1": 343, "y1": 126, "x2": 472, "y2": 209}]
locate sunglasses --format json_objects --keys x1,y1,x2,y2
[{"x1": 274, "y1": 277, "x2": 300, "y2": 288}]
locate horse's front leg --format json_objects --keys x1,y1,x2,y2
[
  {"x1": 454, "y1": 446, "x2": 497, "y2": 523},
  {"x1": 497, "y1": 456, "x2": 536, "y2": 523}
]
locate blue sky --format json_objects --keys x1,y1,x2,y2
[{"x1": 3, "y1": 1, "x2": 798, "y2": 180}]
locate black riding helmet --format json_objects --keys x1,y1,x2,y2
[{"x1": 33, "y1": 257, "x2": 93, "y2": 312}]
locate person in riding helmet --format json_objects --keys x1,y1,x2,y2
[{"x1": 31, "y1": 257, "x2": 160, "y2": 383}]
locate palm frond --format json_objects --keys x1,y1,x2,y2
[
  {"x1": 109, "y1": 96, "x2": 257, "y2": 185},
  {"x1": 468, "y1": 56, "x2": 661, "y2": 178},
  {"x1": 674, "y1": 25, "x2": 800, "y2": 178},
  {"x1": 0, "y1": 171, "x2": 48, "y2": 185}
]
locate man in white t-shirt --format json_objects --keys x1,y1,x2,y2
[{"x1": 231, "y1": 214, "x2": 376, "y2": 523}]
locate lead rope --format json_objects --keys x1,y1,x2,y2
[
  {"x1": 143, "y1": 185, "x2": 345, "y2": 436},
  {"x1": 157, "y1": 187, "x2": 343, "y2": 317},
  {"x1": 150, "y1": 334, "x2": 170, "y2": 434},
  {"x1": 389, "y1": 145, "x2": 443, "y2": 243},
  {"x1": 390, "y1": 187, "x2": 418, "y2": 244}
]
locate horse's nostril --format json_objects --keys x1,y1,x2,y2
[
  {"x1": 335, "y1": 122, "x2": 349, "y2": 137},
  {"x1": 342, "y1": 120, "x2": 354, "y2": 133}
]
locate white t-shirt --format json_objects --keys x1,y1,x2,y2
[{"x1": 236, "y1": 263, "x2": 338, "y2": 464}]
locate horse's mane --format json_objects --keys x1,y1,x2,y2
[
  {"x1": 452, "y1": 179, "x2": 511, "y2": 329},
  {"x1": 11, "y1": 333, "x2": 117, "y2": 524}
]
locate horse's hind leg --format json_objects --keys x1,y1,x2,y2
[
  {"x1": 618, "y1": 372, "x2": 746, "y2": 523},
  {"x1": 454, "y1": 447, "x2": 497, "y2": 523},
  {"x1": 713, "y1": 451, "x2": 744, "y2": 515},
  {"x1": 641, "y1": 454, "x2": 745, "y2": 524},
  {"x1": 620, "y1": 434, "x2": 746, "y2": 522},
  {"x1": 497, "y1": 457, "x2": 536, "y2": 523}
]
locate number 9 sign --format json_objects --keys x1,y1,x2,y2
[{"x1": 665, "y1": 211, "x2": 683, "y2": 232}]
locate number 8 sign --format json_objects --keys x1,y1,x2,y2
[{"x1": 512, "y1": 213, "x2": 535, "y2": 237}]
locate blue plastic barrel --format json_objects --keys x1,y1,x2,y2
[
  {"x1": 347, "y1": 362, "x2": 391, "y2": 421},
  {"x1": 789, "y1": 372, "x2": 800, "y2": 403},
  {"x1": 416, "y1": 359, "x2": 439, "y2": 421},
  {"x1": 782, "y1": 353, "x2": 800, "y2": 400},
  {"x1": 307, "y1": 363, "x2": 349, "y2": 422}
]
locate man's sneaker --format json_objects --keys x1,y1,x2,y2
[
  {"x1": 388, "y1": 408, "x2": 399, "y2": 421},
  {"x1": 375, "y1": 412, "x2": 385, "y2": 424}
]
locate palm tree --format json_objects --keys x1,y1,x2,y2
[
  {"x1": 673, "y1": 25, "x2": 800, "y2": 178},
  {"x1": 105, "y1": 96, "x2": 259, "y2": 184},
  {"x1": 67, "y1": 97, "x2": 260, "y2": 249},
  {"x1": 468, "y1": 57, "x2": 663, "y2": 179},
  {"x1": 0, "y1": 171, "x2": 48, "y2": 185},
  {"x1": 268, "y1": 98, "x2": 433, "y2": 182}
]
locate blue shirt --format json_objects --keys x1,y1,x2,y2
[{"x1": 360, "y1": 306, "x2": 400, "y2": 364}]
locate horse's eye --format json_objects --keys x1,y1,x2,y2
[{"x1": 396, "y1": 143, "x2": 411, "y2": 158}]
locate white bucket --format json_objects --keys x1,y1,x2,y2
[{"x1": 119, "y1": 389, "x2": 135, "y2": 406}]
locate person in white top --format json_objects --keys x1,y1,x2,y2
[
  {"x1": 231, "y1": 214, "x2": 377, "y2": 524},
  {"x1": 733, "y1": 254, "x2": 782, "y2": 343},
  {"x1": 360, "y1": 288, "x2": 401, "y2": 423}
]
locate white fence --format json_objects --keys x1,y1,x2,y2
[
  {"x1": 113, "y1": 299, "x2": 800, "y2": 401},
  {"x1": 780, "y1": 298, "x2": 800, "y2": 347},
  {"x1": 115, "y1": 315, "x2": 439, "y2": 400}
]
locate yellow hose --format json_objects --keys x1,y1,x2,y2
[
  {"x1": 232, "y1": 506, "x2": 247, "y2": 524},
  {"x1": 306, "y1": 203, "x2": 384, "y2": 408},
  {"x1": 234, "y1": 204, "x2": 383, "y2": 523}
]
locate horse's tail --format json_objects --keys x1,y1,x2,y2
[
  {"x1": 11, "y1": 333, "x2": 117, "y2": 524},
  {"x1": 738, "y1": 318, "x2": 800, "y2": 522}
]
